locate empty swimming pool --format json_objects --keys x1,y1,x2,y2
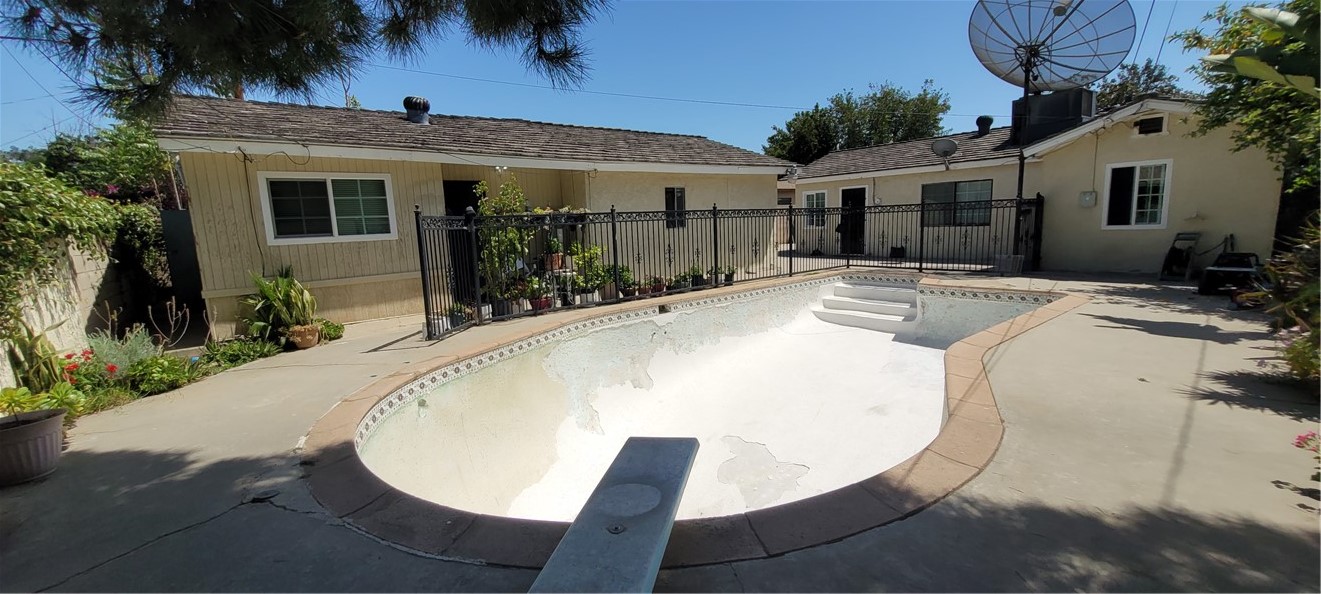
[{"x1": 356, "y1": 276, "x2": 1043, "y2": 522}]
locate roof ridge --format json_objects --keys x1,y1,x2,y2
[
  {"x1": 172, "y1": 94, "x2": 712, "y2": 140},
  {"x1": 822, "y1": 127, "x2": 1012, "y2": 156}
]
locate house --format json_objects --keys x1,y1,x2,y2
[
  {"x1": 154, "y1": 96, "x2": 792, "y2": 337},
  {"x1": 793, "y1": 92, "x2": 1281, "y2": 274}
]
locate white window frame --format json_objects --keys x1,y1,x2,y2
[
  {"x1": 257, "y1": 171, "x2": 398, "y2": 246},
  {"x1": 1131, "y1": 114, "x2": 1169, "y2": 138},
  {"x1": 802, "y1": 190, "x2": 827, "y2": 228},
  {"x1": 1101, "y1": 159, "x2": 1172, "y2": 230}
]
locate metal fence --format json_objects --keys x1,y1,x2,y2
[{"x1": 415, "y1": 197, "x2": 1044, "y2": 339}]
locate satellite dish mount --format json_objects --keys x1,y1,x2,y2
[
  {"x1": 931, "y1": 138, "x2": 959, "y2": 170},
  {"x1": 968, "y1": 0, "x2": 1135, "y2": 255}
]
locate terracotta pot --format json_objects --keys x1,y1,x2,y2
[
  {"x1": 530, "y1": 296, "x2": 553, "y2": 311},
  {"x1": 287, "y1": 324, "x2": 321, "y2": 349},
  {"x1": 650, "y1": 282, "x2": 666, "y2": 295},
  {"x1": 544, "y1": 253, "x2": 563, "y2": 270},
  {"x1": 0, "y1": 409, "x2": 66, "y2": 486}
]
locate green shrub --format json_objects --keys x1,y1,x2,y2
[
  {"x1": 87, "y1": 324, "x2": 161, "y2": 372},
  {"x1": 0, "y1": 162, "x2": 119, "y2": 338},
  {"x1": 242, "y1": 268, "x2": 318, "y2": 341},
  {"x1": 317, "y1": 319, "x2": 345, "y2": 342},
  {"x1": 202, "y1": 337, "x2": 280, "y2": 369},
  {"x1": 126, "y1": 355, "x2": 191, "y2": 395}
]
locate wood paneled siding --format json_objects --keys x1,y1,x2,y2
[{"x1": 181, "y1": 152, "x2": 444, "y2": 294}]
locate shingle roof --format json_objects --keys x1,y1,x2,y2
[
  {"x1": 155, "y1": 95, "x2": 792, "y2": 169},
  {"x1": 796, "y1": 127, "x2": 1019, "y2": 179}
]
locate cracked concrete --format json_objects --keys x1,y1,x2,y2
[{"x1": 1, "y1": 275, "x2": 1317, "y2": 592}]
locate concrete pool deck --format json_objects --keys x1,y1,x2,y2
[{"x1": 1, "y1": 273, "x2": 1318, "y2": 592}]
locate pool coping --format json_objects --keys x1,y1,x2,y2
[{"x1": 299, "y1": 271, "x2": 1090, "y2": 568}]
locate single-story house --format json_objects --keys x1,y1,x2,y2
[
  {"x1": 154, "y1": 96, "x2": 792, "y2": 337},
  {"x1": 793, "y1": 91, "x2": 1281, "y2": 273}
]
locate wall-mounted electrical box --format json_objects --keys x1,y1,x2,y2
[{"x1": 1079, "y1": 190, "x2": 1097, "y2": 208}]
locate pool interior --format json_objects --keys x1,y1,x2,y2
[{"x1": 358, "y1": 276, "x2": 1043, "y2": 522}]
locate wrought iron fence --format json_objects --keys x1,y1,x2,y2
[{"x1": 415, "y1": 197, "x2": 1043, "y2": 339}]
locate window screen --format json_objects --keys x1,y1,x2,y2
[
  {"x1": 920, "y1": 179, "x2": 992, "y2": 226},
  {"x1": 267, "y1": 176, "x2": 393, "y2": 240},
  {"x1": 269, "y1": 180, "x2": 333, "y2": 238},
  {"x1": 1135, "y1": 117, "x2": 1165, "y2": 135}
]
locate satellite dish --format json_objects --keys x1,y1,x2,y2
[
  {"x1": 931, "y1": 138, "x2": 959, "y2": 158},
  {"x1": 969, "y1": 0, "x2": 1136, "y2": 92}
]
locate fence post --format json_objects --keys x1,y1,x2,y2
[
  {"x1": 711, "y1": 203, "x2": 720, "y2": 282},
  {"x1": 465, "y1": 206, "x2": 483, "y2": 324},
  {"x1": 917, "y1": 201, "x2": 927, "y2": 273},
  {"x1": 610, "y1": 205, "x2": 621, "y2": 301},
  {"x1": 787, "y1": 203, "x2": 795, "y2": 276},
  {"x1": 1031, "y1": 194, "x2": 1045, "y2": 272},
  {"x1": 415, "y1": 205, "x2": 436, "y2": 339}
]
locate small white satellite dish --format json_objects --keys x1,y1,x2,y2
[{"x1": 931, "y1": 138, "x2": 959, "y2": 169}]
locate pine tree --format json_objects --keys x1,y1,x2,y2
[{"x1": 8, "y1": 0, "x2": 608, "y2": 118}]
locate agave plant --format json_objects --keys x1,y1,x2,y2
[{"x1": 242, "y1": 269, "x2": 318, "y2": 341}]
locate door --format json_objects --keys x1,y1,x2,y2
[
  {"x1": 840, "y1": 187, "x2": 867, "y2": 255},
  {"x1": 443, "y1": 180, "x2": 482, "y2": 303}
]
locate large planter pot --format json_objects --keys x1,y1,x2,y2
[
  {"x1": 621, "y1": 286, "x2": 638, "y2": 298},
  {"x1": 691, "y1": 275, "x2": 709, "y2": 289},
  {"x1": 600, "y1": 282, "x2": 619, "y2": 301},
  {"x1": 287, "y1": 324, "x2": 320, "y2": 349},
  {"x1": 544, "y1": 253, "x2": 564, "y2": 270},
  {"x1": 530, "y1": 296, "x2": 554, "y2": 312},
  {"x1": 649, "y1": 282, "x2": 666, "y2": 296},
  {"x1": 0, "y1": 409, "x2": 66, "y2": 486},
  {"x1": 723, "y1": 273, "x2": 735, "y2": 285}
]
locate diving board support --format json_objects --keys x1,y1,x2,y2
[{"x1": 529, "y1": 436, "x2": 699, "y2": 593}]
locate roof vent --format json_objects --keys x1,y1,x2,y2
[
  {"x1": 403, "y1": 96, "x2": 430, "y2": 125},
  {"x1": 975, "y1": 115, "x2": 994, "y2": 137}
]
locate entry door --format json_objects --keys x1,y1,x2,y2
[
  {"x1": 443, "y1": 180, "x2": 482, "y2": 302},
  {"x1": 840, "y1": 187, "x2": 867, "y2": 255}
]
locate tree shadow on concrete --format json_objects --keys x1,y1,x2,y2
[
  {"x1": 658, "y1": 495, "x2": 1321, "y2": 593},
  {"x1": 0, "y1": 448, "x2": 296, "y2": 592},
  {"x1": 0, "y1": 447, "x2": 538, "y2": 593},
  {"x1": 1083, "y1": 313, "x2": 1267, "y2": 345},
  {"x1": 1182, "y1": 369, "x2": 1320, "y2": 422}
]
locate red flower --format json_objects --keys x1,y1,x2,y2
[
  {"x1": 64, "y1": 353, "x2": 75, "y2": 360},
  {"x1": 64, "y1": 362, "x2": 79, "y2": 371},
  {"x1": 81, "y1": 348, "x2": 93, "y2": 356},
  {"x1": 105, "y1": 364, "x2": 118, "y2": 375},
  {"x1": 68, "y1": 378, "x2": 77, "y2": 385}
]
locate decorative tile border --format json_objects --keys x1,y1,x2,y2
[
  {"x1": 917, "y1": 284, "x2": 1060, "y2": 305},
  {"x1": 304, "y1": 272, "x2": 1083, "y2": 570}
]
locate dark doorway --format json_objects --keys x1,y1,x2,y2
[
  {"x1": 840, "y1": 187, "x2": 867, "y2": 255},
  {"x1": 443, "y1": 180, "x2": 482, "y2": 303}
]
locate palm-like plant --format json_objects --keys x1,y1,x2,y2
[{"x1": 243, "y1": 269, "x2": 318, "y2": 341}]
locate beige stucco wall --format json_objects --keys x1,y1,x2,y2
[
  {"x1": 796, "y1": 112, "x2": 1281, "y2": 273},
  {"x1": 1034, "y1": 114, "x2": 1279, "y2": 273},
  {"x1": 584, "y1": 172, "x2": 780, "y2": 281},
  {"x1": 178, "y1": 152, "x2": 779, "y2": 336}
]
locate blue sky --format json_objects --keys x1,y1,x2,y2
[{"x1": 1, "y1": 0, "x2": 1242, "y2": 152}]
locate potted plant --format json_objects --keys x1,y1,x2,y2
[
  {"x1": 445, "y1": 303, "x2": 471, "y2": 329},
  {"x1": 718, "y1": 265, "x2": 737, "y2": 286},
  {"x1": 647, "y1": 275, "x2": 667, "y2": 296},
  {"x1": 666, "y1": 274, "x2": 691, "y2": 293},
  {"x1": 527, "y1": 277, "x2": 554, "y2": 312},
  {"x1": 0, "y1": 385, "x2": 72, "y2": 486},
  {"x1": 688, "y1": 265, "x2": 708, "y2": 289},
  {"x1": 544, "y1": 235, "x2": 564, "y2": 271},
  {"x1": 243, "y1": 268, "x2": 320, "y2": 349}
]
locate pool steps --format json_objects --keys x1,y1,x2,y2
[{"x1": 811, "y1": 281, "x2": 919, "y2": 333}]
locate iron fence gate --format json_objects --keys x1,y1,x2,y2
[{"x1": 415, "y1": 197, "x2": 1044, "y2": 339}]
